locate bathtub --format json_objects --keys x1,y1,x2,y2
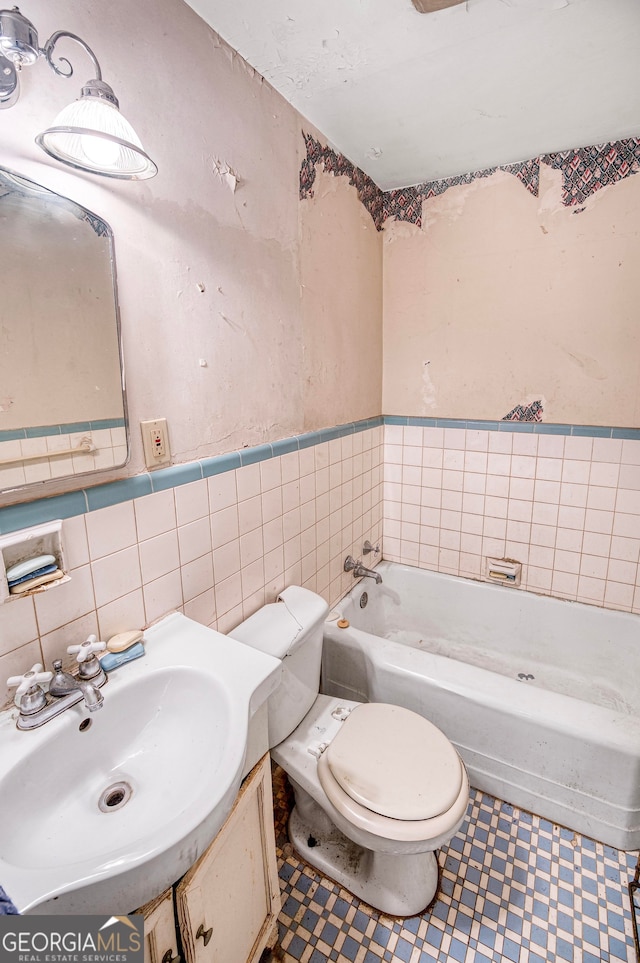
[{"x1": 322, "y1": 561, "x2": 640, "y2": 850}]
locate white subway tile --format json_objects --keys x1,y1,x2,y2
[
  {"x1": 35, "y1": 565, "x2": 95, "y2": 636},
  {"x1": 423, "y1": 427, "x2": 444, "y2": 447},
  {"x1": 260, "y1": 457, "x2": 282, "y2": 493},
  {"x1": 564, "y1": 436, "x2": 593, "y2": 461},
  {"x1": 616, "y1": 489, "x2": 640, "y2": 515},
  {"x1": 577, "y1": 575, "x2": 605, "y2": 603},
  {"x1": 511, "y1": 434, "x2": 538, "y2": 457},
  {"x1": 174, "y1": 479, "x2": 209, "y2": 527},
  {"x1": 143, "y1": 571, "x2": 184, "y2": 624},
  {"x1": 135, "y1": 489, "x2": 177, "y2": 541},
  {"x1": 610, "y1": 536, "x2": 640, "y2": 563},
  {"x1": 62, "y1": 515, "x2": 90, "y2": 570},
  {"x1": 604, "y1": 581, "x2": 635, "y2": 609},
  {"x1": 537, "y1": 435, "x2": 565, "y2": 458},
  {"x1": 139, "y1": 530, "x2": 180, "y2": 583},
  {"x1": 559, "y1": 483, "x2": 588, "y2": 509},
  {"x1": 215, "y1": 572, "x2": 242, "y2": 616},
  {"x1": 178, "y1": 518, "x2": 212, "y2": 566},
  {"x1": 562, "y1": 460, "x2": 591, "y2": 485},
  {"x1": 97, "y1": 589, "x2": 145, "y2": 640},
  {"x1": 0, "y1": 595, "x2": 38, "y2": 657},
  {"x1": 181, "y1": 554, "x2": 214, "y2": 603},
  {"x1": 586, "y1": 486, "x2": 616, "y2": 511},
  {"x1": 92, "y1": 547, "x2": 142, "y2": 609},
  {"x1": 86, "y1": 501, "x2": 137, "y2": 560},
  {"x1": 236, "y1": 463, "x2": 261, "y2": 501},
  {"x1": 585, "y1": 508, "x2": 615, "y2": 535},
  {"x1": 592, "y1": 437, "x2": 622, "y2": 462},
  {"x1": 238, "y1": 494, "x2": 263, "y2": 534},
  {"x1": 488, "y1": 432, "x2": 512, "y2": 454},
  {"x1": 183, "y1": 588, "x2": 216, "y2": 626},
  {"x1": 622, "y1": 440, "x2": 640, "y2": 465},
  {"x1": 207, "y1": 470, "x2": 238, "y2": 511},
  {"x1": 210, "y1": 505, "x2": 240, "y2": 548},
  {"x1": 536, "y1": 458, "x2": 562, "y2": 482},
  {"x1": 581, "y1": 532, "x2": 611, "y2": 557},
  {"x1": 607, "y1": 558, "x2": 638, "y2": 584}
]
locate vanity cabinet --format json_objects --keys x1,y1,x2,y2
[
  {"x1": 138, "y1": 754, "x2": 280, "y2": 963},
  {"x1": 176, "y1": 753, "x2": 280, "y2": 963},
  {"x1": 138, "y1": 888, "x2": 181, "y2": 963}
]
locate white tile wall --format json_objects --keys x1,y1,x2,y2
[
  {"x1": 383, "y1": 424, "x2": 640, "y2": 612},
  {"x1": 0, "y1": 427, "x2": 383, "y2": 703}
]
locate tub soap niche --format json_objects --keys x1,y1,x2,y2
[
  {"x1": 0, "y1": 520, "x2": 67, "y2": 604},
  {"x1": 485, "y1": 557, "x2": 522, "y2": 587}
]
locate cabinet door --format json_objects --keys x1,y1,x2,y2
[
  {"x1": 176, "y1": 753, "x2": 281, "y2": 963},
  {"x1": 135, "y1": 888, "x2": 181, "y2": 963}
]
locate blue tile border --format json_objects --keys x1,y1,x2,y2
[
  {"x1": 1, "y1": 412, "x2": 635, "y2": 536},
  {"x1": 0, "y1": 418, "x2": 126, "y2": 443},
  {"x1": 0, "y1": 417, "x2": 384, "y2": 535},
  {"x1": 384, "y1": 415, "x2": 640, "y2": 440}
]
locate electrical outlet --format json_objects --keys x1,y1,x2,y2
[{"x1": 140, "y1": 418, "x2": 170, "y2": 469}]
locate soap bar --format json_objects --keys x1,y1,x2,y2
[
  {"x1": 107, "y1": 630, "x2": 144, "y2": 652},
  {"x1": 9, "y1": 569, "x2": 64, "y2": 594},
  {"x1": 100, "y1": 641, "x2": 145, "y2": 671},
  {"x1": 6, "y1": 554, "x2": 56, "y2": 582}
]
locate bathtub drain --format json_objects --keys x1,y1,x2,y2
[
  {"x1": 517, "y1": 672, "x2": 535, "y2": 681},
  {"x1": 98, "y1": 781, "x2": 133, "y2": 813},
  {"x1": 359, "y1": 592, "x2": 368, "y2": 608}
]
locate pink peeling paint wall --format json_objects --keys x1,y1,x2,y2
[
  {"x1": 382, "y1": 162, "x2": 640, "y2": 427},
  {"x1": 300, "y1": 165, "x2": 383, "y2": 429},
  {"x1": 0, "y1": 0, "x2": 382, "y2": 506}
]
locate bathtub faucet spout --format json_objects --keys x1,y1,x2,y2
[{"x1": 344, "y1": 555, "x2": 383, "y2": 584}]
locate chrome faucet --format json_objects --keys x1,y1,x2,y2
[
  {"x1": 8, "y1": 636, "x2": 107, "y2": 731},
  {"x1": 344, "y1": 555, "x2": 383, "y2": 584}
]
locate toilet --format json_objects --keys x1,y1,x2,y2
[{"x1": 229, "y1": 585, "x2": 469, "y2": 917}]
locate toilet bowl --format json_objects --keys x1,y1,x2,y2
[{"x1": 229, "y1": 586, "x2": 470, "y2": 916}]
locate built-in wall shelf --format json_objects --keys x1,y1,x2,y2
[{"x1": 0, "y1": 519, "x2": 68, "y2": 604}]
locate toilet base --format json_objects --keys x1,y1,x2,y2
[{"x1": 288, "y1": 798, "x2": 440, "y2": 917}]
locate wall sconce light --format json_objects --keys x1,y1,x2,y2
[{"x1": 0, "y1": 6, "x2": 157, "y2": 179}]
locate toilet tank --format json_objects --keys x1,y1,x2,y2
[{"x1": 228, "y1": 586, "x2": 329, "y2": 747}]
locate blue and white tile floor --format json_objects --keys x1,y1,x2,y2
[{"x1": 271, "y1": 767, "x2": 639, "y2": 962}]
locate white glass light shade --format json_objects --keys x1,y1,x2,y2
[{"x1": 36, "y1": 96, "x2": 157, "y2": 179}]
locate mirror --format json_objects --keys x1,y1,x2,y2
[{"x1": 0, "y1": 166, "x2": 128, "y2": 493}]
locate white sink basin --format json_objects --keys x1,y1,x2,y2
[{"x1": 0, "y1": 612, "x2": 281, "y2": 915}]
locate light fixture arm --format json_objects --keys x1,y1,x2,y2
[
  {"x1": 0, "y1": 6, "x2": 157, "y2": 178},
  {"x1": 42, "y1": 30, "x2": 102, "y2": 82}
]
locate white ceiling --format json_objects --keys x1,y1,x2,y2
[{"x1": 185, "y1": 0, "x2": 640, "y2": 191}]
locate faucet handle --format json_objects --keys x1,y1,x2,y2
[
  {"x1": 7, "y1": 664, "x2": 53, "y2": 709},
  {"x1": 67, "y1": 634, "x2": 106, "y2": 663},
  {"x1": 363, "y1": 540, "x2": 380, "y2": 556},
  {"x1": 7, "y1": 664, "x2": 52, "y2": 697}
]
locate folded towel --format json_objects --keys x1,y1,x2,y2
[
  {"x1": 0, "y1": 885, "x2": 19, "y2": 915},
  {"x1": 8, "y1": 563, "x2": 58, "y2": 588},
  {"x1": 9, "y1": 569, "x2": 64, "y2": 595},
  {"x1": 5, "y1": 554, "x2": 56, "y2": 582}
]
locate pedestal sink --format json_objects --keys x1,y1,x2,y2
[{"x1": 0, "y1": 612, "x2": 281, "y2": 915}]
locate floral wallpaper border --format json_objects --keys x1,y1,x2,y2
[{"x1": 300, "y1": 133, "x2": 640, "y2": 231}]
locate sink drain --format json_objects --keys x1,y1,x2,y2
[{"x1": 98, "y1": 781, "x2": 133, "y2": 813}]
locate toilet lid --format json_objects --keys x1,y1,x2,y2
[{"x1": 325, "y1": 703, "x2": 463, "y2": 821}]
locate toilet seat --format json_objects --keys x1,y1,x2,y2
[
  {"x1": 317, "y1": 702, "x2": 468, "y2": 843},
  {"x1": 325, "y1": 702, "x2": 463, "y2": 819}
]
